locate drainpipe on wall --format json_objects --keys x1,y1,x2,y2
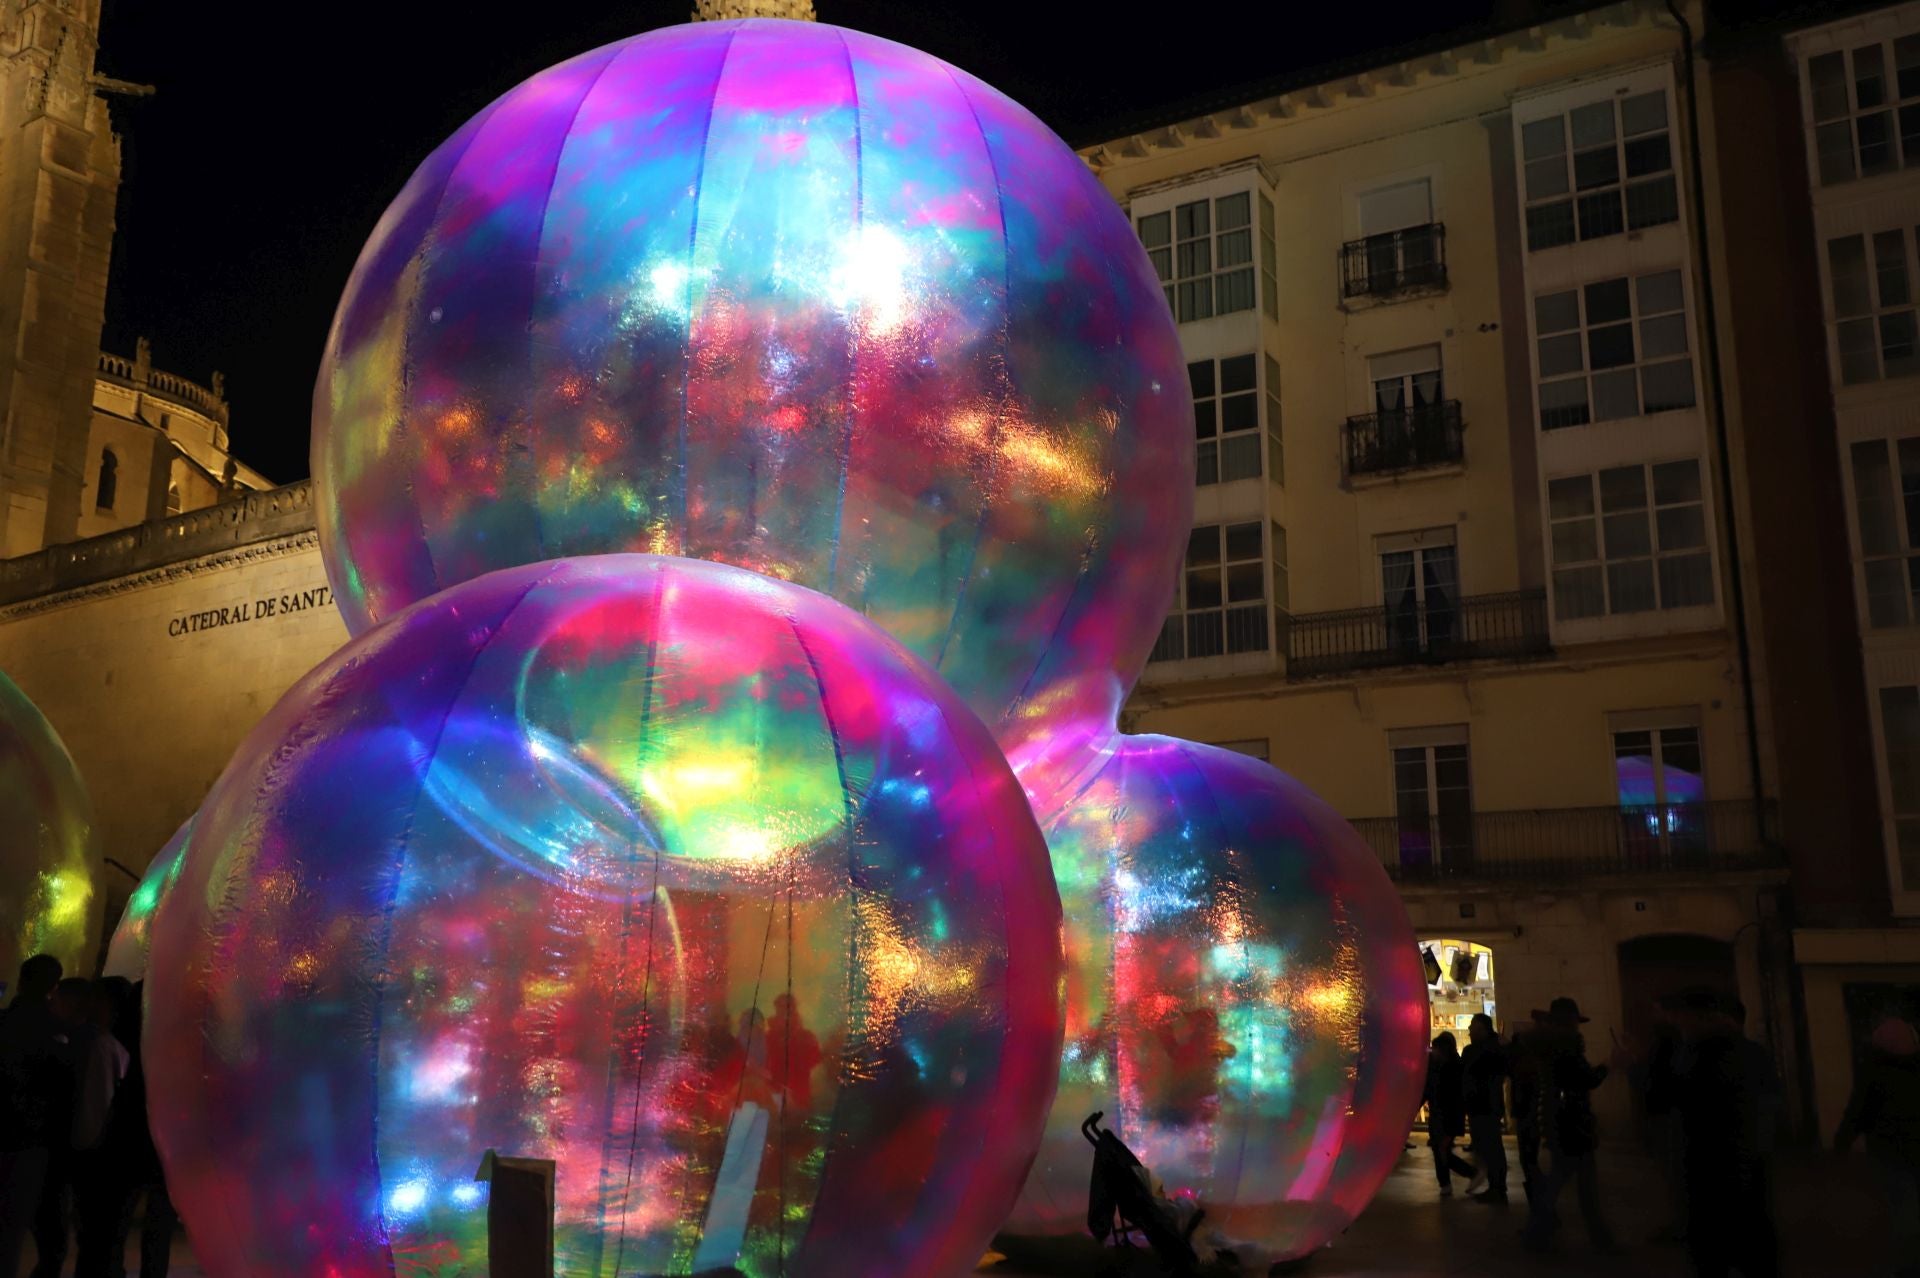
[{"x1": 1664, "y1": 0, "x2": 1770, "y2": 844}]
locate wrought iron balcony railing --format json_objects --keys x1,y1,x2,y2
[
  {"x1": 1282, "y1": 588, "x2": 1548, "y2": 679},
  {"x1": 1344, "y1": 221, "x2": 1443, "y2": 299},
  {"x1": 1349, "y1": 799, "x2": 1781, "y2": 884},
  {"x1": 1344, "y1": 400, "x2": 1464, "y2": 477},
  {"x1": 1149, "y1": 601, "x2": 1271, "y2": 664},
  {"x1": 1341, "y1": 223, "x2": 1448, "y2": 299}
]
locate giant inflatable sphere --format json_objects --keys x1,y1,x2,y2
[
  {"x1": 103, "y1": 816, "x2": 191, "y2": 981},
  {"x1": 145, "y1": 555, "x2": 1064, "y2": 1278},
  {"x1": 1004, "y1": 733, "x2": 1427, "y2": 1264},
  {"x1": 313, "y1": 18, "x2": 1192, "y2": 746},
  {"x1": 0, "y1": 671, "x2": 97, "y2": 981}
]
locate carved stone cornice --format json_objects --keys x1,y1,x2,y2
[{"x1": 0, "y1": 529, "x2": 321, "y2": 622}]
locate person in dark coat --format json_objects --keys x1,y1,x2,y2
[
  {"x1": 1661, "y1": 988, "x2": 1777, "y2": 1278},
  {"x1": 30, "y1": 976, "x2": 94, "y2": 1278},
  {"x1": 1522, "y1": 998, "x2": 1618, "y2": 1254},
  {"x1": 0, "y1": 954, "x2": 65, "y2": 1278},
  {"x1": 1508, "y1": 1013, "x2": 1547, "y2": 1204},
  {"x1": 1423, "y1": 1031, "x2": 1473, "y2": 1196},
  {"x1": 1835, "y1": 1015, "x2": 1920, "y2": 1278},
  {"x1": 1460, "y1": 1012, "x2": 1510, "y2": 1203}
]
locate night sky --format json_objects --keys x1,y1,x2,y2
[{"x1": 86, "y1": 0, "x2": 1697, "y2": 483}]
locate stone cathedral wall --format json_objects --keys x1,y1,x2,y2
[{"x1": 0, "y1": 481, "x2": 345, "y2": 891}]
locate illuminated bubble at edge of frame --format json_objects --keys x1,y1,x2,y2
[
  {"x1": 1003, "y1": 730, "x2": 1429, "y2": 1262},
  {"x1": 0, "y1": 669, "x2": 99, "y2": 980},
  {"x1": 143, "y1": 553, "x2": 1065, "y2": 1278},
  {"x1": 311, "y1": 18, "x2": 1194, "y2": 750}
]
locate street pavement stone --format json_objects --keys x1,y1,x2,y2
[{"x1": 15, "y1": 1143, "x2": 1892, "y2": 1276}]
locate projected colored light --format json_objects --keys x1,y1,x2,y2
[
  {"x1": 103, "y1": 817, "x2": 191, "y2": 981},
  {"x1": 144, "y1": 555, "x2": 1063, "y2": 1278},
  {"x1": 0, "y1": 671, "x2": 97, "y2": 980},
  {"x1": 312, "y1": 18, "x2": 1192, "y2": 747},
  {"x1": 1003, "y1": 733, "x2": 1428, "y2": 1264}
]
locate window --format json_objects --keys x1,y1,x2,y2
[
  {"x1": 1828, "y1": 230, "x2": 1920, "y2": 384},
  {"x1": 1264, "y1": 354, "x2": 1284, "y2": 487},
  {"x1": 1259, "y1": 193, "x2": 1279, "y2": 321},
  {"x1": 1521, "y1": 89, "x2": 1678, "y2": 251},
  {"x1": 1371, "y1": 344, "x2": 1443, "y2": 416},
  {"x1": 1877, "y1": 685, "x2": 1920, "y2": 890},
  {"x1": 1613, "y1": 724, "x2": 1706, "y2": 862},
  {"x1": 1535, "y1": 270, "x2": 1696, "y2": 429},
  {"x1": 1381, "y1": 539, "x2": 1457, "y2": 654},
  {"x1": 1549, "y1": 459, "x2": 1714, "y2": 619},
  {"x1": 1393, "y1": 733, "x2": 1473, "y2": 872},
  {"x1": 1139, "y1": 191, "x2": 1258, "y2": 323},
  {"x1": 94, "y1": 450, "x2": 118, "y2": 512},
  {"x1": 1346, "y1": 180, "x2": 1444, "y2": 297},
  {"x1": 1807, "y1": 37, "x2": 1920, "y2": 186},
  {"x1": 1191, "y1": 354, "x2": 1261, "y2": 485},
  {"x1": 1152, "y1": 521, "x2": 1271, "y2": 662},
  {"x1": 1849, "y1": 436, "x2": 1920, "y2": 627},
  {"x1": 1271, "y1": 521, "x2": 1290, "y2": 613}
]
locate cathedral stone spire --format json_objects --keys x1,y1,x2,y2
[{"x1": 691, "y1": 0, "x2": 816, "y2": 19}]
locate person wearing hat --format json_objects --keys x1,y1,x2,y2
[{"x1": 1522, "y1": 997, "x2": 1619, "y2": 1254}]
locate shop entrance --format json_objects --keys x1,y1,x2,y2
[
  {"x1": 1615, "y1": 933, "x2": 1735, "y2": 1051},
  {"x1": 1419, "y1": 937, "x2": 1498, "y2": 1040}
]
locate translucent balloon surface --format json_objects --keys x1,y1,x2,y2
[
  {"x1": 313, "y1": 18, "x2": 1192, "y2": 744},
  {"x1": 103, "y1": 816, "x2": 190, "y2": 981},
  {"x1": 145, "y1": 555, "x2": 1063, "y2": 1278},
  {"x1": 1004, "y1": 734, "x2": 1427, "y2": 1262},
  {"x1": 0, "y1": 670, "x2": 97, "y2": 981}
]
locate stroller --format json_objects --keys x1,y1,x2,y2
[{"x1": 1081, "y1": 1112, "x2": 1205, "y2": 1274}]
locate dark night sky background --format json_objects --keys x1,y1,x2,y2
[{"x1": 85, "y1": 0, "x2": 1801, "y2": 484}]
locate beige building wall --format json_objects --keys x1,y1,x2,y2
[
  {"x1": 0, "y1": 522, "x2": 344, "y2": 875},
  {"x1": 1091, "y1": 2, "x2": 1790, "y2": 1129}
]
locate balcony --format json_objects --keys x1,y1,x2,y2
[
  {"x1": 1351, "y1": 799, "x2": 1781, "y2": 884},
  {"x1": 1340, "y1": 223, "x2": 1448, "y2": 300},
  {"x1": 1344, "y1": 401, "x2": 1464, "y2": 478},
  {"x1": 1282, "y1": 588, "x2": 1549, "y2": 679}
]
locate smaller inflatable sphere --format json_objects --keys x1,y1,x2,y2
[
  {"x1": 145, "y1": 555, "x2": 1063, "y2": 1278},
  {"x1": 0, "y1": 671, "x2": 97, "y2": 981},
  {"x1": 1004, "y1": 734, "x2": 1427, "y2": 1264},
  {"x1": 103, "y1": 817, "x2": 191, "y2": 981}
]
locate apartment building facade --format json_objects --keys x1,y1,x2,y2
[{"x1": 1089, "y1": 0, "x2": 1899, "y2": 1133}]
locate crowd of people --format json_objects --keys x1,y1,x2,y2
[
  {"x1": 1422, "y1": 989, "x2": 1920, "y2": 1276},
  {"x1": 0, "y1": 955, "x2": 173, "y2": 1278}
]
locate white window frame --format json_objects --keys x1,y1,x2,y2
[
  {"x1": 1190, "y1": 352, "x2": 1263, "y2": 487},
  {"x1": 1138, "y1": 190, "x2": 1258, "y2": 324},
  {"x1": 1874, "y1": 682, "x2": 1920, "y2": 900},
  {"x1": 1519, "y1": 88, "x2": 1679, "y2": 252},
  {"x1": 1548, "y1": 459, "x2": 1715, "y2": 621},
  {"x1": 1803, "y1": 35, "x2": 1920, "y2": 187},
  {"x1": 1534, "y1": 269, "x2": 1697, "y2": 431},
  {"x1": 1848, "y1": 434, "x2": 1920, "y2": 628},
  {"x1": 1152, "y1": 520, "x2": 1272, "y2": 663},
  {"x1": 1389, "y1": 725, "x2": 1473, "y2": 869},
  {"x1": 1827, "y1": 228, "x2": 1920, "y2": 385}
]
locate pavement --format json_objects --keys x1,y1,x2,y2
[{"x1": 14, "y1": 1142, "x2": 1899, "y2": 1276}]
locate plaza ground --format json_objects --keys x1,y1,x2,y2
[{"x1": 16, "y1": 1142, "x2": 1894, "y2": 1277}]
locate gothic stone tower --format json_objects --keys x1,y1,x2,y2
[{"x1": 0, "y1": 0, "x2": 120, "y2": 558}]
